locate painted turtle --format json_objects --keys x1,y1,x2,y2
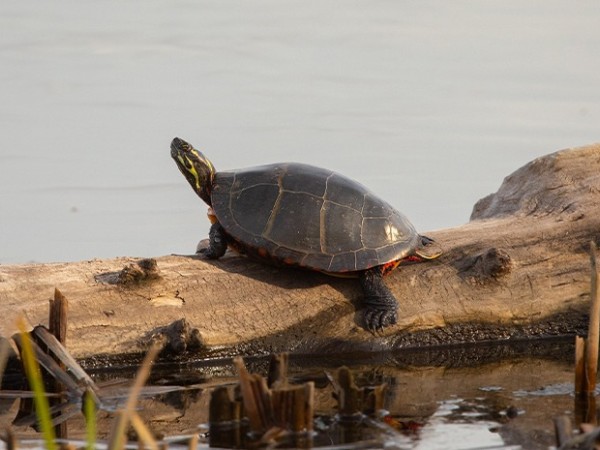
[{"x1": 171, "y1": 137, "x2": 440, "y2": 331}]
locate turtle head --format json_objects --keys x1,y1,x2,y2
[{"x1": 170, "y1": 137, "x2": 216, "y2": 206}]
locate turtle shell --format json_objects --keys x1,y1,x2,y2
[{"x1": 210, "y1": 163, "x2": 419, "y2": 273}]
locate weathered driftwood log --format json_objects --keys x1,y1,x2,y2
[{"x1": 1, "y1": 143, "x2": 600, "y2": 360}]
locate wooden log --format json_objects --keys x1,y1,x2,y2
[{"x1": 1, "y1": 143, "x2": 600, "y2": 359}]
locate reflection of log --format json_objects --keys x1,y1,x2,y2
[{"x1": 1, "y1": 143, "x2": 600, "y2": 359}]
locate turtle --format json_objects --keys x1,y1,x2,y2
[{"x1": 170, "y1": 137, "x2": 440, "y2": 331}]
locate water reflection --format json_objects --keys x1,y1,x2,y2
[{"x1": 0, "y1": 340, "x2": 579, "y2": 449}]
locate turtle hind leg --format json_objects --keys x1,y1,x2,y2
[
  {"x1": 199, "y1": 222, "x2": 228, "y2": 259},
  {"x1": 358, "y1": 267, "x2": 398, "y2": 332}
]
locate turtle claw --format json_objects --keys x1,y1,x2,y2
[
  {"x1": 197, "y1": 246, "x2": 219, "y2": 260},
  {"x1": 364, "y1": 307, "x2": 397, "y2": 333},
  {"x1": 195, "y1": 242, "x2": 217, "y2": 259}
]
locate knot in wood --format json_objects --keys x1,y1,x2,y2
[
  {"x1": 117, "y1": 258, "x2": 160, "y2": 285},
  {"x1": 479, "y1": 248, "x2": 512, "y2": 279},
  {"x1": 459, "y1": 247, "x2": 512, "y2": 283},
  {"x1": 149, "y1": 318, "x2": 205, "y2": 355}
]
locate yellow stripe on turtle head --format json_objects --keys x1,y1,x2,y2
[
  {"x1": 177, "y1": 154, "x2": 202, "y2": 191},
  {"x1": 171, "y1": 137, "x2": 216, "y2": 206}
]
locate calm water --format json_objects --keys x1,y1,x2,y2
[
  {"x1": 1, "y1": 1, "x2": 599, "y2": 263},
  {"x1": 0, "y1": 341, "x2": 582, "y2": 449}
]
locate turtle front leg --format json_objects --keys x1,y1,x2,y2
[
  {"x1": 199, "y1": 222, "x2": 228, "y2": 259},
  {"x1": 359, "y1": 268, "x2": 398, "y2": 331}
]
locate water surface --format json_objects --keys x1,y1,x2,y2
[
  {"x1": 0, "y1": 340, "x2": 580, "y2": 449},
  {"x1": 1, "y1": 1, "x2": 599, "y2": 263}
]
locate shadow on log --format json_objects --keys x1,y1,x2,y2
[{"x1": 1, "y1": 143, "x2": 600, "y2": 360}]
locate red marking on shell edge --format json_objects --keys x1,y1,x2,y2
[
  {"x1": 381, "y1": 260, "x2": 401, "y2": 276},
  {"x1": 381, "y1": 255, "x2": 425, "y2": 275},
  {"x1": 206, "y1": 208, "x2": 218, "y2": 224}
]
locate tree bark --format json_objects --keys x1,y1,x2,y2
[{"x1": 1, "y1": 143, "x2": 600, "y2": 359}]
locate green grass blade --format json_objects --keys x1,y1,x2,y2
[{"x1": 84, "y1": 389, "x2": 97, "y2": 450}]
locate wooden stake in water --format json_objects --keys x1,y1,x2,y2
[
  {"x1": 553, "y1": 415, "x2": 573, "y2": 447},
  {"x1": 49, "y1": 288, "x2": 68, "y2": 439},
  {"x1": 232, "y1": 355, "x2": 315, "y2": 439},
  {"x1": 208, "y1": 385, "x2": 242, "y2": 449},
  {"x1": 575, "y1": 335, "x2": 586, "y2": 395},
  {"x1": 586, "y1": 241, "x2": 600, "y2": 394},
  {"x1": 267, "y1": 353, "x2": 288, "y2": 388},
  {"x1": 49, "y1": 288, "x2": 68, "y2": 347},
  {"x1": 575, "y1": 242, "x2": 600, "y2": 397},
  {"x1": 337, "y1": 366, "x2": 362, "y2": 418}
]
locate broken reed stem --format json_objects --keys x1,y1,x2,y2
[
  {"x1": 49, "y1": 288, "x2": 68, "y2": 347},
  {"x1": 251, "y1": 374, "x2": 273, "y2": 430},
  {"x1": 586, "y1": 241, "x2": 600, "y2": 394},
  {"x1": 32, "y1": 326, "x2": 98, "y2": 393},
  {"x1": 271, "y1": 385, "x2": 307, "y2": 431},
  {"x1": 337, "y1": 367, "x2": 362, "y2": 418},
  {"x1": 234, "y1": 357, "x2": 269, "y2": 433},
  {"x1": 0, "y1": 338, "x2": 9, "y2": 388},
  {"x1": 574, "y1": 242, "x2": 600, "y2": 396},
  {"x1": 187, "y1": 432, "x2": 198, "y2": 450},
  {"x1": 554, "y1": 415, "x2": 573, "y2": 447},
  {"x1": 1, "y1": 428, "x2": 17, "y2": 450},
  {"x1": 267, "y1": 353, "x2": 289, "y2": 388},
  {"x1": 49, "y1": 288, "x2": 69, "y2": 439},
  {"x1": 130, "y1": 411, "x2": 159, "y2": 450},
  {"x1": 575, "y1": 336, "x2": 586, "y2": 395},
  {"x1": 304, "y1": 381, "x2": 314, "y2": 433},
  {"x1": 232, "y1": 355, "x2": 314, "y2": 437},
  {"x1": 208, "y1": 386, "x2": 242, "y2": 449},
  {"x1": 209, "y1": 386, "x2": 239, "y2": 423}
]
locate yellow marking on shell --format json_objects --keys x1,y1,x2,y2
[
  {"x1": 384, "y1": 223, "x2": 403, "y2": 242},
  {"x1": 262, "y1": 169, "x2": 285, "y2": 237}
]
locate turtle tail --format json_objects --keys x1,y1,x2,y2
[{"x1": 415, "y1": 235, "x2": 442, "y2": 260}]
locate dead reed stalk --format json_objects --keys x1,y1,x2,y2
[{"x1": 575, "y1": 242, "x2": 600, "y2": 396}]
